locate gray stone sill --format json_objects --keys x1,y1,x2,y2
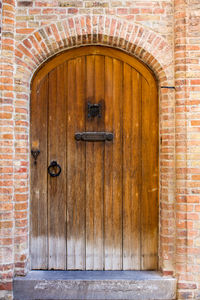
[{"x1": 14, "y1": 270, "x2": 177, "y2": 300}]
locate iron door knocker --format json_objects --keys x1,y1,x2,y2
[{"x1": 48, "y1": 161, "x2": 62, "y2": 177}]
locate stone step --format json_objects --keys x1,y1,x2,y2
[{"x1": 14, "y1": 270, "x2": 176, "y2": 300}]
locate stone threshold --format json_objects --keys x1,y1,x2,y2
[{"x1": 14, "y1": 270, "x2": 177, "y2": 300}]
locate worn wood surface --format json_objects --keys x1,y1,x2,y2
[
  {"x1": 30, "y1": 46, "x2": 158, "y2": 270},
  {"x1": 122, "y1": 65, "x2": 141, "y2": 270},
  {"x1": 67, "y1": 58, "x2": 86, "y2": 269},
  {"x1": 85, "y1": 55, "x2": 104, "y2": 270},
  {"x1": 31, "y1": 76, "x2": 48, "y2": 269},
  {"x1": 48, "y1": 65, "x2": 67, "y2": 269},
  {"x1": 141, "y1": 77, "x2": 158, "y2": 270}
]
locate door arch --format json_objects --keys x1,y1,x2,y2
[{"x1": 30, "y1": 46, "x2": 158, "y2": 271}]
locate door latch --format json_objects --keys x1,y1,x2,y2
[
  {"x1": 75, "y1": 132, "x2": 113, "y2": 142},
  {"x1": 88, "y1": 102, "x2": 102, "y2": 118}
]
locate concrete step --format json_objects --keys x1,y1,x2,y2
[{"x1": 14, "y1": 270, "x2": 177, "y2": 300}]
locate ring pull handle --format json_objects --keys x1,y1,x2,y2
[{"x1": 48, "y1": 161, "x2": 62, "y2": 177}]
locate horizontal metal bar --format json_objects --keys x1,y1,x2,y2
[
  {"x1": 75, "y1": 132, "x2": 114, "y2": 142},
  {"x1": 161, "y1": 86, "x2": 175, "y2": 89}
]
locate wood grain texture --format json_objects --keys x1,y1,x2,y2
[
  {"x1": 85, "y1": 55, "x2": 104, "y2": 270},
  {"x1": 30, "y1": 46, "x2": 158, "y2": 271},
  {"x1": 123, "y1": 66, "x2": 142, "y2": 269},
  {"x1": 48, "y1": 65, "x2": 67, "y2": 269},
  {"x1": 66, "y1": 59, "x2": 76, "y2": 269},
  {"x1": 67, "y1": 57, "x2": 86, "y2": 270},
  {"x1": 130, "y1": 69, "x2": 142, "y2": 270},
  {"x1": 112, "y1": 59, "x2": 123, "y2": 270},
  {"x1": 104, "y1": 56, "x2": 114, "y2": 270},
  {"x1": 85, "y1": 55, "x2": 95, "y2": 270},
  {"x1": 141, "y1": 77, "x2": 158, "y2": 270},
  {"x1": 93, "y1": 55, "x2": 104, "y2": 270},
  {"x1": 104, "y1": 58, "x2": 123, "y2": 270},
  {"x1": 30, "y1": 77, "x2": 48, "y2": 269},
  {"x1": 123, "y1": 63, "x2": 136, "y2": 270}
]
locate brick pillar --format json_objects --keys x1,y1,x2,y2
[
  {"x1": 0, "y1": 0, "x2": 16, "y2": 299},
  {"x1": 159, "y1": 86, "x2": 176, "y2": 276},
  {"x1": 174, "y1": 0, "x2": 200, "y2": 298}
]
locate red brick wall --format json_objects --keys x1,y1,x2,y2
[
  {"x1": 15, "y1": 0, "x2": 173, "y2": 43},
  {"x1": 0, "y1": 0, "x2": 15, "y2": 299},
  {"x1": 1, "y1": 0, "x2": 200, "y2": 299},
  {"x1": 174, "y1": 0, "x2": 200, "y2": 299},
  {"x1": 0, "y1": 1, "x2": 2, "y2": 45}
]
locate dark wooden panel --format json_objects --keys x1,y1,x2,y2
[
  {"x1": 104, "y1": 57, "x2": 123, "y2": 270},
  {"x1": 48, "y1": 65, "x2": 67, "y2": 269},
  {"x1": 30, "y1": 77, "x2": 48, "y2": 269},
  {"x1": 93, "y1": 55, "x2": 105, "y2": 269},
  {"x1": 85, "y1": 55, "x2": 104, "y2": 270},
  {"x1": 129, "y1": 68, "x2": 142, "y2": 269},
  {"x1": 85, "y1": 55, "x2": 95, "y2": 270},
  {"x1": 112, "y1": 59, "x2": 123, "y2": 270},
  {"x1": 141, "y1": 77, "x2": 158, "y2": 270},
  {"x1": 67, "y1": 57, "x2": 86, "y2": 270},
  {"x1": 122, "y1": 64, "x2": 141, "y2": 270},
  {"x1": 104, "y1": 56, "x2": 114, "y2": 270}
]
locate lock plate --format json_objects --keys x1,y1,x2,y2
[{"x1": 88, "y1": 102, "x2": 102, "y2": 118}]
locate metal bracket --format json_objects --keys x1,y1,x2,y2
[
  {"x1": 75, "y1": 132, "x2": 113, "y2": 142},
  {"x1": 31, "y1": 149, "x2": 40, "y2": 165},
  {"x1": 161, "y1": 86, "x2": 175, "y2": 89}
]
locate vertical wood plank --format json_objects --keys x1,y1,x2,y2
[
  {"x1": 104, "y1": 58, "x2": 123, "y2": 270},
  {"x1": 104, "y1": 56, "x2": 113, "y2": 270},
  {"x1": 112, "y1": 59, "x2": 123, "y2": 270},
  {"x1": 141, "y1": 77, "x2": 158, "y2": 270},
  {"x1": 122, "y1": 64, "x2": 141, "y2": 270},
  {"x1": 93, "y1": 55, "x2": 104, "y2": 269},
  {"x1": 86, "y1": 55, "x2": 104, "y2": 270},
  {"x1": 66, "y1": 59, "x2": 76, "y2": 269},
  {"x1": 30, "y1": 77, "x2": 48, "y2": 269},
  {"x1": 122, "y1": 63, "x2": 132, "y2": 270},
  {"x1": 67, "y1": 57, "x2": 86, "y2": 270},
  {"x1": 130, "y1": 69, "x2": 141, "y2": 269},
  {"x1": 48, "y1": 65, "x2": 67, "y2": 269},
  {"x1": 85, "y1": 55, "x2": 95, "y2": 270}
]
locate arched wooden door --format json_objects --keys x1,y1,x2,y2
[{"x1": 30, "y1": 46, "x2": 158, "y2": 271}]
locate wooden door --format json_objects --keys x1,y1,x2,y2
[{"x1": 30, "y1": 46, "x2": 158, "y2": 271}]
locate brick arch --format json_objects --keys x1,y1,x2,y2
[
  {"x1": 15, "y1": 15, "x2": 173, "y2": 86},
  {"x1": 13, "y1": 15, "x2": 175, "y2": 276}
]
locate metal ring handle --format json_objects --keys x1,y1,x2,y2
[{"x1": 48, "y1": 161, "x2": 61, "y2": 177}]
